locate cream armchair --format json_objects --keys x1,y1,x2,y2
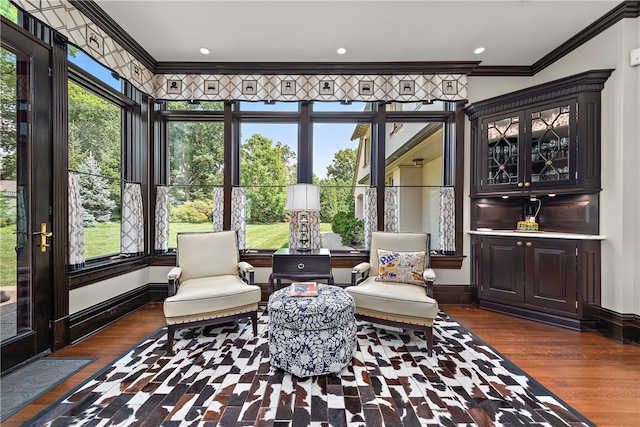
[
  {"x1": 346, "y1": 231, "x2": 438, "y2": 355},
  {"x1": 163, "y1": 231, "x2": 262, "y2": 354}
]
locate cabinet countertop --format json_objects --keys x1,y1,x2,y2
[{"x1": 468, "y1": 229, "x2": 605, "y2": 240}]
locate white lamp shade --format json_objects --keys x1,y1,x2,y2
[{"x1": 285, "y1": 184, "x2": 320, "y2": 211}]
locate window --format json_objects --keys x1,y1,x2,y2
[
  {"x1": 384, "y1": 120, "x2": 444, "y2": 250},
  {"x1": 0, "y1": 0, "x2": 18, "y2": 23},
  {"x1": 158, "y1": 98, "x2": 463, "y2": 260},
  {"x1": 240, "y1": 121, "x2": 298, "y2": 249},
  {"x1": 313, "y1": 122, "x2": 368, "y2": 250},
  {"x1": 68, "y1": 47, "x2": 121, "y2": 92},
  {"x1": 168, "y1": 120, "x2": 223, "y2": 246},
  {"x1": 68, "y1": 80, "x2": 122, "y2": 259}
]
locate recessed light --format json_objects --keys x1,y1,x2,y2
[
  {"x1": 337, "y1": 47, "x2": 347, "y2": 55},
  {"x1": 474, "y1": 47, "x2": 485, "y2": 55},
  {"x1": 199, "y1": 47, "x2": 210, "y2": 55}
]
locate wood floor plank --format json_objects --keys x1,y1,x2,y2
[{"x1": 3, "y1": 303, "x2": 639, "y2": 426}]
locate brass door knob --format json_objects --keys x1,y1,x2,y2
[
  {"x1": 526, "y1": 242, "x2": 532, "y2": 247},
  {"x1": 516, "y1": 241, "x2": 523, "y2": 246}
]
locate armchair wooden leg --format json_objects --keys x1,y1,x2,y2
[
  {"x1": 251, "y1": 311, "x2": 258, "y2": 336},
  {"x1": 425, "y1": 326, "x2": 433, "y2": 356},
  {"x1": 166, "y1": 326, "x2": 175, "y2": 355}
]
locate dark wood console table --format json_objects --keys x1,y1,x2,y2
[{"x1": 268, "y1": 248, "x2": 333, "y2": 294}]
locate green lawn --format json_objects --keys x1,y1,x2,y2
[{"x1": 0, "y1": 221, "x2": 333, "y2": 286}]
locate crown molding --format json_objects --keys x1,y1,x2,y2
[{"x1": 468, "y1": 66, "x2": 533, "y2": 77}]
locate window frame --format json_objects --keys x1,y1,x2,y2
[
  {"x1": 156, "y1": 99, "x2": 465, "y2": 266},
  {"x1": 67, "y1": 63, "x2": 134, "y2": 265}
]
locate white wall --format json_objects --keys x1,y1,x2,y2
[{"x1": 70, "y1": 268, "x2": 150, "y2": 314}]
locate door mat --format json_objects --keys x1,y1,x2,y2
[{"x1": 1, "y1": 357, "x2": 94, "y2": 421}]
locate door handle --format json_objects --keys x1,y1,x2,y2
[{"x1": 33, "y1": 223, "x2": 53, "y2": 253}]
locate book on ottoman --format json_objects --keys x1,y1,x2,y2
[{"x1": 290, "y1": 282, "x2": 318, "y2": 297}]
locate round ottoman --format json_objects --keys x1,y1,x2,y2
[{"x1": 267, "y1": 284, "x2": 357, "y2": 377}]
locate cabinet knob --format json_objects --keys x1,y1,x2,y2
[
  {"x1": 526, "y1": 242, "x2": 533, "y2": 247},
  {"x1": 516, "y1": 241, "x2": 523, "y2": 246},
  {"x1": 297, "y1": 263, "x2": 305, "y2": 270},
  {"x1": 524, "y1": 182, "x2": 531, "y2": 187},
  {"x1": 518, "y1": 182, "x2": 523, "y2": 187}
]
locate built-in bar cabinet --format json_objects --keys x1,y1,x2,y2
[{"x1": 465, "y1": 70, "x2": 612, "y2": 329}]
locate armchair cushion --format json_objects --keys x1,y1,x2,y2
[
  {"x1": 163, "y1": 275, "x2": 261, "y2": 319},
  {"x1": 177, "y1": 231, "x2": 239, "y2": 281},
  {"x1": 346, "y1": 277, "x2": 438, "y2": 321},
  {"x1": 376, "y1": 249, "x2": 426, "y2": 286}
]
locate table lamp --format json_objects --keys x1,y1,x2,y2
[{"x1": 285, "y1": 184, "x2": 320, "y2": 251}]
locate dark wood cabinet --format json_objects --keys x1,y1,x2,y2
[
  {"x1": 465, "y1": 70, "x2": 610, "y2": 329},
  {"x1": 269, "y1": 248, "x2": 333, "y2": 293},
  {"x1": 472, "y1": 234, "x2": 600, "y2": 329},
  {"x1": 465, "y1": 70, "x2": 612, "y2": 197},
  {"x1": 481, "y1": 237, "x2": 525, "y2": 303}
]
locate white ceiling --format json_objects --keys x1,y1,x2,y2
[{"x1": 94, "y1": 0, "x2": 621, "y2": 66}]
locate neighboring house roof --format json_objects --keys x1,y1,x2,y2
[{"x1": 350, "y1": 123, "x2": 370, "y2": 141}]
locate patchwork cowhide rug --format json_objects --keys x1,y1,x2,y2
[{"x1": 26, "y1": 308, "x2": 593, "y2": 426}]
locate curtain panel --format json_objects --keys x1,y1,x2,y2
[
  {"x1": 121, "y1": 183, "x2": 144, "y2": 255},
  {"x1": 363, "y1": 187, "x2": 377, "y2": 251},
  {"x1": 213, "y1": 187, "x2": 224, "y2": 232},
  {"x1": 384, "y1": 187, "x2": 399, "y2": 232},
  {"x1": 68, "y1": 173, "x2": 85, "y2": 268},
  {"x1": 231, "y1": 187, "x2": 246, "y2": 250},
  {"x1": 154, "y1": 186, "x2": 170, "y2": 253},
  {"x1": 439, "y1": 186, "x2": 456, "y2": 254}
]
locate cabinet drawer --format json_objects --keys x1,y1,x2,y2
[{"x1": 272, "y1": 254, "x2": 331, "y2": 274}]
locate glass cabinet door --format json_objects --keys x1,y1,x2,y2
[
  {"x1": 483, "y1": 114, "x2": 521, "y2": 190},
  {"x1": 528, "y1": 103, "x2": 575, "y2": 186}
]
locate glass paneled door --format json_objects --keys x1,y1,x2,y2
[{"x1": 1, "y1": 21, "x2": 52, "y2": 372}]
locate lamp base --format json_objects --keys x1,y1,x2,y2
[{"x1": 295, "y1": 247, "x2": 312, "y2": 252}]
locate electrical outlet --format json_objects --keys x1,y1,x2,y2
[{"x1": 630, "y1": 48, "x2": 640, "y2": 67}]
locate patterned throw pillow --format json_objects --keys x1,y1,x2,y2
[{"x1": 375, "y1": 249, "x2": 426, "y2": 286}]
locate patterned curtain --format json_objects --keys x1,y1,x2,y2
[
  {"x1": 363, "y1": 187, "x2": 378, "y2": 251},
  {"x1": 68, "y1": 173, "x2": 85, "y2": 268},
  {"x1": 231, "y1": 187, "x2": 246, "y2": 250},
  {"x1": 213, "y1": 187, "x2": 223, "y2": 232},
  {"x1": 384, "y1": 187, "x2": 399, "y2": 232},
  {"x1": 154, "y1": 186, "x2": 170, "y2": 253},
  {"x1": 121, "y1": 183, "x2": 144, "y2": 255},
  {"x1": 439, "y1": 186, "x2": 456, "y2": 254}
]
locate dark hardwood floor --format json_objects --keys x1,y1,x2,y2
[{"x1": 4, "y1": 303, "x2": 640, "y2": 426}]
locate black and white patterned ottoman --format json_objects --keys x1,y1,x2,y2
[{"x1": 267, "y1": 284, "x2": 357, "y2": 377}]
